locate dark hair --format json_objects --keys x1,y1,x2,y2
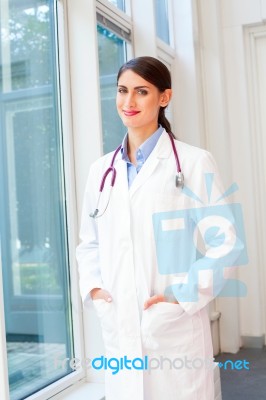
[{"x1": 117, "y1": 56, "x2": 175, "y2": 138}]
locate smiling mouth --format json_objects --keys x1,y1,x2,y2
[{"x1": 123, "y1": 110, "x2": 140, "y2": 117}]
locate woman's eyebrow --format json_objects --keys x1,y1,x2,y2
[
  {"x1": 117, "y1": 85, "x2": 150, "y2": 89},
  {"x1": 134, "y1": 86, "x2": 149, "y2": 89}
]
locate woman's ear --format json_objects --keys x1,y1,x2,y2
[{"x1": 160, "y1": 89, "x2": 172, "y2": 107}]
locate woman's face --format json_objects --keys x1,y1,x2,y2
[{"x1": 116, "y1": 69, "x2": 171, "y2": 133}]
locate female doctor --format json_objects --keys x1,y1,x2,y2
[{"x1": 76, "y1": 57, "x2": 236, "y2": 399}]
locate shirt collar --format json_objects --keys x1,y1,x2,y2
[{"x1": 121, "y1": 125, "x2": 164, "y2": 163}]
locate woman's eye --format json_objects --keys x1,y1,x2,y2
[
  {"x1": 137, "y1": 89, "x2": 148, "y2": 95},
  {"x1": 117, "y1": 88, "x2": 127, "y2": 94}
]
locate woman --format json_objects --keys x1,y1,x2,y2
[{"x1": 77, "y1": 57, "x2": 237, "y2": 399}]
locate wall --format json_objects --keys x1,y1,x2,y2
[{"x1": 189, "y1": 0, "x2": 266, "y2": 351}]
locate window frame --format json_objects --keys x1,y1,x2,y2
[
  {"x1": 97, "y1": 0, "x2": 132, "y2": 18},
  {"x1": 0, "y1": 253, "x2": 9, "y2": 400},
  {"x1": 55, "y1": 0, "x2": 85, "y2": 386}
]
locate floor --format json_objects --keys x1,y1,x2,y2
[{"x1": 215, "y1": 347, "x2": 266, "y2": 400}]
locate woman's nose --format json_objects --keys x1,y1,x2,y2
[{"x1": 124, "y1": 92, "x2": 136, "y2": 108}]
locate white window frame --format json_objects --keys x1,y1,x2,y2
[
  {"x1": 99, "y1": 0, "x2": 131, "y2": 15},
  {"x1": 0, "y1": 248, "x2": 9, "y2": 400}
]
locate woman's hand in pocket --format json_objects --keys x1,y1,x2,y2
[
  {"x1": 143, "y1": 294, "x2": 179, "y2": 310},
  {"x1": 90, "y1": 288, "x2": 112, "y2": 302}
]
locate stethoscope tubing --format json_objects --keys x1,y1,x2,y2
[
  {"x1": 168, "y1": 133, "x2": 182, "y2": 173},
  {"x1": 99, "y1": 144, "x2": 122, "y2": 192}
]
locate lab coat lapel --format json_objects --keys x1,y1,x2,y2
[
  {"x1": 113, "y1": 154, "x2": 130, "y2": 201},
  {"x1": 129, "y1": 130, "x2": 172, "y2": 198}
]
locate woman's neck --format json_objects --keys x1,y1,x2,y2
[{"x1": 127, "y1": 124, "x2": 159, "y2": 165}]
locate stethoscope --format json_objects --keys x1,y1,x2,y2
[{"x1": 90, "y1": 132, "x2": 184, "y2": 218}]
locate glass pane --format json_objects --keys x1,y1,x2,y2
[
  {"x1": 97, "y1": 25, "x2": 127, "y2": 153},
  {"x1": 106, "y1": 0, "x2": 125, "y2": 12},
  {"x1": 0, "y1": 1, "x2": 74, "y2": 399},
  {"x1": 155, "y1": 0, "x2": 170, "y2": 44}
]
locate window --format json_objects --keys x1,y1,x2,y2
[
  {"x1": 154, "y1": 0, "x2": 170, "y2": 44},
  {"x1": 96, "y1": 7, "x2": 132, "y2": 154},
  {"x1": 106, "y1": 0, "x2": 125, "y2": 12},
  {"x1": 0, "y1": 1, "x2": 74, "y2": 399}
]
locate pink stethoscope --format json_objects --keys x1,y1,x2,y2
[{"x1": 90, "y1": 132, "x2": 184, "y2": 218}]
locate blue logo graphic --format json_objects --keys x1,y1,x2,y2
[
  {"x1": 218, "y1": 359, "x2": 250, "y2": 370},
  {"x1": 152, "y1": 173, "x2": 248, "y2": 301}
]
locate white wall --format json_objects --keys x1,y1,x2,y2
[
  {"x1": 182, "y1": 0, "x2": 266, "y2": 351},
  {"x1": 218, "y1": 0, "x2": 266, "y2": 347},
  {"x1": 171, "y1": 0, "x2": 206, "y2": 148}
]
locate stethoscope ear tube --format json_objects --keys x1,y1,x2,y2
[{"x1": 168, "y1": 133, "x2": 184, "y2": 188}]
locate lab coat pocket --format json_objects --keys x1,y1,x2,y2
[
  {"x1": 141, "y1": 302, "x2": 193, "y2": 352},
  {"x1": 92, "y1": 299, "x2": 118, "y2": 354}
]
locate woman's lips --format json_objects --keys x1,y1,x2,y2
[{"x1": 123, "y1": 110, "x2": 140, "y2": 117}]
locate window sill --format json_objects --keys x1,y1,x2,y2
[{"x1": 57, "y1": 382, "x2": 105, "y2": 400}]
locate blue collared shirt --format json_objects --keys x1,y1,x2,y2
[{"x1": 121, "y1": 125, "x2": 164, "y2": 187}]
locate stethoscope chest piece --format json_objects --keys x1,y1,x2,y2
[{"x1": 176, "y1": 171, "x2": 184, "y2": 188}]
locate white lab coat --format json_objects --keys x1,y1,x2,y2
[{"x1": 77, "y1": 130, "x2": 240, "y2": 400}]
